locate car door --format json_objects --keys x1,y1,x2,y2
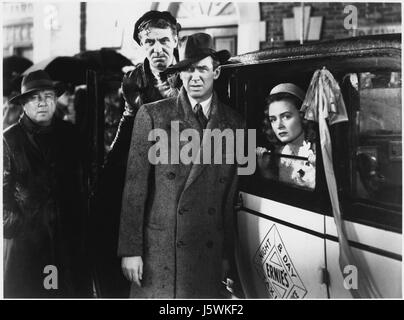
[
  {"x1": 325, "y1": 66, "x2": 402, "y2": 298},
  {"x1": 221, "y1": 62, "x2": 330, "y2": 298},
  {"x1": 218, "y1": 35, "x2": 402, "y2": 299}
]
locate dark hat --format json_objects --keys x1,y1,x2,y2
[
  {"x1": 133, "y1": 10, "x2": 181, "y2": 44},
  {"x1": 9, "y1": 70, "x2": 65, "y2": 104},
  {"x1": 166, "y1": 33, "x2": 231, "y2": 73}
]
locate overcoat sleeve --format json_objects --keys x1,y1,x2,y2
[
  {"x1": 117, "y1": 105, "x2": 153, "y2": 257},
  {"x1": 105, "y1": 68, "x2": 145, "y2": 168},
  {"x1": 3, "y1": 138, "x2": 23, "y2": 239}
]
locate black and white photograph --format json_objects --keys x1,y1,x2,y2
[{"x1": 1, "y1": 0, "x2": 402, "y2": 305}]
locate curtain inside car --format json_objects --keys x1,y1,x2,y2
[{"x1": 301, "y1": 68, "x2": 381, "y2": 298}]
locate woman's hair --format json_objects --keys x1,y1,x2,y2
[{"x1": 261, "y1": 91, "x2": 316, "y2": 149}]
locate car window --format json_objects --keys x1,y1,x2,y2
[
  {"x1": 354, "y1": 71, "x2": 402, "y2": 206},
  {"x1": 256, "y1": 141, "x2": 317, "y2": 191}
]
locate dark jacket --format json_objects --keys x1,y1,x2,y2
[
  {"x1": 107, "y1": 58, "x2": 182, "y2": 168},
  {"x1": 92, "y1": 58, "x2": 181, "y2": 297},
  {"x1": 3, "y1": 114, "x2": 90, "y2": 298},
  {"x1": 118, "y1": 88, "x2": 244, "y2": 298}
]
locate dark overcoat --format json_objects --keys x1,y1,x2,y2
[
  {"x1": 3, "y1": 114, "x2": 90, "y2": 298},
  {"x1": 118, "y1": 87, "x2": 244, "y2": 298}
]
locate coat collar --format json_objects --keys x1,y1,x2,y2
[
  {"x1": 178, "y1": 87, "x2": 232, "y2": 191},
  {"x1": 142, "y1": 58, "x2": 181, "y2": 90},
  {"x1": 20, "y1": 112, "x2": 55, "y2": 135}
]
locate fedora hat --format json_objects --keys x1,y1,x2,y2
[
  {"x1": 269, "y1": 83, "x2": 305, "y2": 102},
  {"x1": 9, "y1": 70, "x2": 65, "y2": 104},
  {"x1": 166, "y1": 33, "x2": 231, "y2": 73},
  {"x1": 133, "y1": 10, "x2": 181, "y2": 45}
]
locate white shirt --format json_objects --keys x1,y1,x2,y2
[
  {"x1": 188, "y1": 94, "x2": 213, "y2": 119},
  {"x1": 278, "y1": 140, "x2": 316, "y2": 190}
]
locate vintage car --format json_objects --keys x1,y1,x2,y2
[{"x1": 216, "y1": 33, "x2": 402, "y2": 298}]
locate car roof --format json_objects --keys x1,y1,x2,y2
[{"x1": 224, "y1": 34, "x2": 401, "y2": 68}]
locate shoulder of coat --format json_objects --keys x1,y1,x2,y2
[
  {"x1": 3, "y1": 122, "x2": 25, "y2": 153},
  {"x1": 3, "y1": 121, "x2": 23, "y2": 141},
  {"x1": 124, "y1": 62, "x2": 144, "y2": 78},
  {"x1": 143, "y1": 96, "x2": 177, "y2": 113},
  {"x1": 220, "y1": 101, "x2": 244, "y2": 128}
]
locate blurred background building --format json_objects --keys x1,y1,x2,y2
[
  {"x1": 2, "y1": 1, "x2": 402, "y2": 143},
  {"x1": 3, "y1": 1, "x2": 401, "y2": 63}
]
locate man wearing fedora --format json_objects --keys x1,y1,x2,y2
[
  {"x1": 93, "y1": 10, "x2": 183, "y2": 297},
  {"x1": 118, "y1": 33, "x2": 244, "y2": 298},
  {"x1": 3, "y1": 70, "x2": 91, "y2": 298}
]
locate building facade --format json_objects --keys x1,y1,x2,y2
[{"x1": 2, "y1": 2, "x2": 402, "y2": 63}]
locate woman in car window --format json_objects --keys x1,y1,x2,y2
[{"x1": 256, "y1": 83, "x2": 316, "y2": 190}]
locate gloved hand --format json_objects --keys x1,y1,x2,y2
[{"x1": 121, "y1": 68, "x2": 146, "y2": 117}]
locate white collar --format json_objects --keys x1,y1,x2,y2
[{"x1": 188, "y1": 94, "x2": 213, "y2": 119}]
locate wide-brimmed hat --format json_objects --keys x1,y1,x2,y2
[
  {"x1": 8, "y1": 70, "x2": 65, "y2": 104},
  {"x1": 269, "y1": 83, "x2": 306, "y2": 102},
  {"x1": 133, "y1": 10, "x2": 181, "y2": 45},
  {"x1": 166, "y1": 33, "x2": 231, "y2": 73}
]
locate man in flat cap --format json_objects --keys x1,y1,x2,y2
[
  {"x1": 118, "y1": 33, "x2": 243, "y2": 298},
  {"x1": 3, "y1": 70, "x2": 91, "y2": 298},
  {"x1": 93, "y1": 10, "x2": 182, "y2": 297}
]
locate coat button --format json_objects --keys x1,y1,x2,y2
[
  {"x1": 167, "y1": 172, "x2": 176, "y2": 180},
  {"x1": 177, "y1": 241, "x2": 184, "y2": 248},
  {"x1": 208, "y1": 208, "x2": 216, "y2": 215},
  {"x1": 178, "y1": 207, "x2": 188, "y2": 215},
  {"x1": 219, "y1": 177, "x2": 226, "y2": 183},
  {"x1": 206, "y1": 240, "x2": 214, "y2": 248}
]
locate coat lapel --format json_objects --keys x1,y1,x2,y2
[
  {"x1": 177, "y1": 87, "x2": 202, "y2": 135},
  {"x1": 183, "y1": 91, "x2": 231, "y2": 191}
]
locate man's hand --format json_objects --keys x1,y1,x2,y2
[{"x1": 121, "y1": 256, "x2": 143, "y2": 287}]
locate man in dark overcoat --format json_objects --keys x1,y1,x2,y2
[
  {"x1": 93, "y1": 11, "x2": 182, "y2": 297},
  {"x1": 118, "y1": 33, "x2": 244, "y2": 298},
  {"x1": 3, "y1": 70, "x2": 91, "y2": 298}
]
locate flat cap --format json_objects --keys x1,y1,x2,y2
[{"x1": 133, "y1": 10, "x2": 180, "y2": 44}]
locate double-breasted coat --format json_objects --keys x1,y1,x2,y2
[
  {"x1": 93, "y1": 59, "x2": 181, "y2": 297},
  {"x1": 118, "y1": 87, "x2": 244, "y2": 298}
]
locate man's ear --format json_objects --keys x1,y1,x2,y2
[
  {"x1": 173, "y1": 34, "x2": 179, "y2": 47},
  {"x1": 213, "y1": 66, "x2": 221, "y2": 80}
]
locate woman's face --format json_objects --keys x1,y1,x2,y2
[{"x1": 268, "y1": 99, "x2": 303, "y2": 143}]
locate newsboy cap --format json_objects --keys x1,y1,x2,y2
[
  {"x1": 9, "y1": 70, "x2": 65, "y2": 104},
  {"x1": 166, "y1": 33, "x2": 231, "y2": 73},
  {"x1": 133, "y1": 10, "x2": 181, "y2": 44}
]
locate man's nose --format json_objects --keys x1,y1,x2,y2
[
  {"x1": 190, "y1": 71, "x2": 201, "y2": 81},
  {"x1": 38, "y1": 96, "x2": 46, "y2": 106},
  {"x1": 153, "y1": 42, "x2": 163, "y2": 54}
]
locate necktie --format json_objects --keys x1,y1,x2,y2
[{"x1": 194, "y1": 103, "x2": 208, "y2": 129}]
